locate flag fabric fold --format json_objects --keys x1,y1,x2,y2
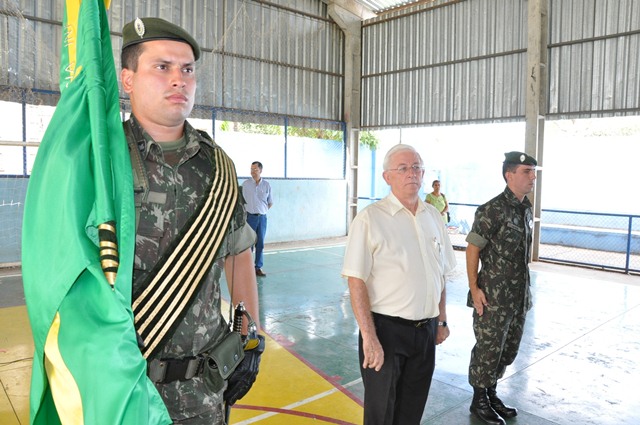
[{"x1": 22, "y1": 1, "x2": 170, "y2": 423}]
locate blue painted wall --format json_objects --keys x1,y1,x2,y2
[
  {"x1": 243, "y1": 178, "x2": 348, "y2": 243},
  {"x1": 0, "y1": 177, "x2": 348, "y2": 264},
  {"x1": 540, "y1": 226, "x2": 640, "y2": 255},
  {"x1": 0, "y1": 177, "x2": 27, "y2": 264}
]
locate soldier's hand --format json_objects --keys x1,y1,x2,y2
[
  {"x1": 471, "y1": 287, "x2": 488, "y2": 316},
  {"x1": 362, "y1": 336, "x2": 384, "y2": 372},
  {"x1": 224, "y1": 335, "x2": 266, "y2": 406}
]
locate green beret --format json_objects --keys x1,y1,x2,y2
[
  {"x1": 503, "y1": 151, "x2": 537, "y2": 166},
  {"x1": 122, "y1": 17, "x2": 201, "y2": 61}
]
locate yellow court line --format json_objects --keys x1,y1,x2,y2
[
  {"x1": 1, "y1": 302, "x2": 363, "y2": 425},
  {"x1": 221, "y1": 302, "x2": 363, "y2": 425},
  {"x1": 0, "y1": 306, "x2": 34, "y2": 425},
  {"x1": 227, "y1": 334, "x2": 362, "y2": 425},
  {"x1": 233, "y1": 377, "x2": 363, "y2": 424}
]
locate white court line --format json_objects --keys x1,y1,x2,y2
[
  {"x1": 264, "y1": 244, "x2": 345, "y2": 256},
  {"x1": 232, "y1": 377, "x2": 362, "y2": 424}
]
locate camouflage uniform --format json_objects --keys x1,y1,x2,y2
[
  {"x1": 125, "y1": 116, "x2": 254, "y2": 424},
  {"x1": 465, "y1": 186, "x2": 533, "y2": 388}
]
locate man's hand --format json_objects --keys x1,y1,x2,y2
[
  {"x1": 362, "y1": 335, "x2": 384, "y2": 371},
  {"x1": 466, "y1": 243, "x2": 487, "y2": 316},
  {"x1": 436, "y1": 325, "x2": 450, "y2": 345},
  {"x1": 470, "y1": 287, "x2": 488, "y2": 316}
]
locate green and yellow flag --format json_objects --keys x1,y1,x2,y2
[{"x1": 22, "y1": 1, "x2": 170, "y2": 424}]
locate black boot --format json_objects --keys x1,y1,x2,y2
[
  {"x1": 470, "y1": 387, "x2": 506, "y2": 425},
  {"x1": 487, "y1": 385, "x2": 518, "y2": 419}
]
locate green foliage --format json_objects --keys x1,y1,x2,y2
[
  {"x1": 359, "y1": 131, "x2": 379, "y2": 150},
  {"x1": 217, "y1": 121, "x2": 379, "y2": 150},
  {"x1": 288, "y1": 126, "x2": 342, "y2": 141},
  {"x1": 219, "y1": 121, "x2": 282, "y2": 135}
]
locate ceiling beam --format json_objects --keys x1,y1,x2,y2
[{"x1": 322, "y1": 0, "x2": 377, "y2": 20}]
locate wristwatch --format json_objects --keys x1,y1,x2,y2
[{"x1": 438, "y1": 321, "x2": 447, "y2": 327}]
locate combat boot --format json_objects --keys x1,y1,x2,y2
[
  {"x1": 470, "y1": 387, "x2": 506, "y2": 425},
  {"x1": 487, "y1": 385, "x2": 518, "y2": 419}
]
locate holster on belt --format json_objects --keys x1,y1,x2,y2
[{"x1": 203, "y1": 331, "x2": 244, "y2": 393}]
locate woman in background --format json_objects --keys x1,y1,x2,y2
[{"x1": 426, "y1": 179, "x2": 449, "y2": 224}]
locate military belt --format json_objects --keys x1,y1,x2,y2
[
  {"x1": 148, "y1": 356, "x2": 206, "y2": 384},
  {"x1": 373, "y1": 312, "x2": 434, "y2": 328}
]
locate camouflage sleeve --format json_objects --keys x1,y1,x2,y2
[
  {"x1": 219, "y1": 196, "x2": 256, "y2": 258},
  {"x1": 465, "y1": 231, "x2": 487, "y2": 250},
  {"x1": 229, "y1": 224, "x2": 256, "y2": 256},
  {"x1": 465, "y1": 202, "x2": 498, "y2": 250}
]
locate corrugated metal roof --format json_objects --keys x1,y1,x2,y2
[{"x1": 361, "y1": 0, "x2": 529, "y2": 129}]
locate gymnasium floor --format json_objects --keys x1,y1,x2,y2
[{"x1": 1, "y1": 240, "x2": 639, "y2": 425}]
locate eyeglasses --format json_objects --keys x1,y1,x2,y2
[{"x1": 387, "y1": 165, "x2": 425, "y2": 175}]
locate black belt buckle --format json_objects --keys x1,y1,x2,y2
[{"x1": 415, "y1": 318, "x2": 432, "y2": 328}]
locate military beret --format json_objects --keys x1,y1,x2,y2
[
  {"x1": 503, "y1": 151, "x2": 537, "y2": 166},
  {"x1": 122, "y1": 17, "x2": 201, "y2": 61}
]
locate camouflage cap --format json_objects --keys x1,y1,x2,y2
[
  {"x1": 504, "y1": 151, "x2": 537, "y2": 166},
  {"x1": 122, "y1": 17, "x2": 201, "y2": 61}
]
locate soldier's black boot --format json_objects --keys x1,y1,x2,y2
[
  {"x1": 488, "y1": 385, "x2": 518, "y2": 419},
  {"x1": 470, "y1": 387, "x2": 506, "y2": 425}
]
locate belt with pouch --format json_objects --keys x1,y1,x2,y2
[{"x1": 147, "y1": 331, "x2": 244, "y2": 390}]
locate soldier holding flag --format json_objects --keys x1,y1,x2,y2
[
  {"x1": 120, "y1": 16, "x2": 264, "y2": 424},
  {"x1": 22, "y1": 3, "x2": 264, "y2": 424}
]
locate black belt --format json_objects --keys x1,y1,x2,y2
[
  {"x1": 248, "y1": 213, "x2": 265, "y2": 216},
  {"x1": 373, "y1": 312, "x2": 434, "y2": 328}
]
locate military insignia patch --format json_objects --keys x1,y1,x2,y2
[
  {"x1": 134, "y1": 17, "x2": 145, "y2": 38},
  {"x1": 520, "y1": 154, "x2": 525, "y2": 162}
]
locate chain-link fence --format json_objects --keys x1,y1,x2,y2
[
  {"x1": 538, "y1": 209, "x2": 639, "y2": 273},
  {"x1": 447, "y1": 203, "x2": 640, "y2": 274}
]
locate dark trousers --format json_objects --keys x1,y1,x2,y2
[
  {"x1": 246, "y1": 213, "x2": 267, "y2": 269},
  {"x1": 359, "y1": 313, "x2": 437, "y2": 425}
]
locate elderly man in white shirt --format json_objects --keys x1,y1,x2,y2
[{"x1": 342, "y1": 144, "x2": 456, "y2": 425}]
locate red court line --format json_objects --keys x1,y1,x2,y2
[
  {"x1": 268, "y1": 331, "x2": 364, "y2": 407},
  {"x1": 233, "y1": 404, "x2": 358, "y2": 425},
  {"x1": 221, "y1": 295, "x2": 364, "y2": 408}
]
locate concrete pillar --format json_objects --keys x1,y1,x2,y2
[
  {"x1": 327, "y1": 2, "x2": 369, "y2": 226},
  {"x1": 525, "y1": 0, "x2": 548, "y2": 261}
]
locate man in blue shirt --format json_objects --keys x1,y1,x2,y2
[{"x1": 242, "y1": 161, "x2": 273, "y2": 277}]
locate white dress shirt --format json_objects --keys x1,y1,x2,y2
[{"x1": 342, "y1": 192, "x2": 457, "y2": 320}]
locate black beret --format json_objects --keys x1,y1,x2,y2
[
  {"x1": 122, "y1": 17, "x2": 201, "y2": 61},
  {"x1": 503, "y1": 151, "x2": 537, "y2": 166}
]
